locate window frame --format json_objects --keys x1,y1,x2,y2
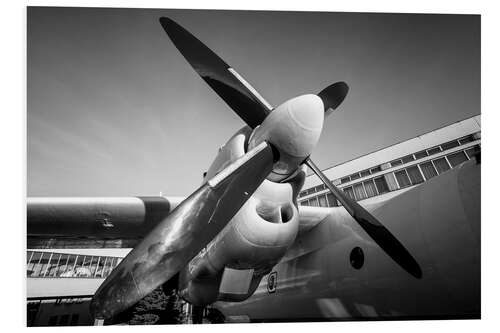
[
  {"x1": 432, "y1": 157, "x2": 451, "y2": 174},
  {"x1": 353, "y1": 182, "x2": 367, "y2": 200},
  {"x1": 427, "y1": 146, "x2": 442, "y2": 155},
  {"x1": 447, "y1": 150, "x2": 469, "y2": 168},
  {"x1": 414, "y1": 150, "x2": 428, "y2": 159},
  {"x1": 374, "y1": 176, "x2": 389, "y2": 194},
  {"x1": 363, "y1": 179, "x2": 378, "y2": 198},
  {"x1": 440, "y1": 140, "x2": 460, "y2": 151},
  {"x1": 394, "y1": 169, "x2": 412, "y2": 188},
  {"x1": 406, "y1": 165, "x2": 424, "y2": 185}
]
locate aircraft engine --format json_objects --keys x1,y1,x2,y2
[{"x1": 177, "y1": 127, "x2": 303, "y2": 306}]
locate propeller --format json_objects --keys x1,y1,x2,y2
[
  {"x1": 305, "y1": 158, "x2": 422, "y2": 279},
  {"x1": 91, "y1": 17, "x2": 421, "y2": 320},
  {"x1": 159, "y1": 17, "x2": 272, "y2": 128},
  {"x1": 160, "y1": 17, "x2": 421, "y2": 279},
  {"x1": 90, "y1": 141, "x2": 278, "y2": 319},
  {"x1": 318, "y1": 81, "x2": 349, "y2": 114}
]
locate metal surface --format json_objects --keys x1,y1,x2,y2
[
  {"x1": 27, "y1": 196, "x2": 183, "y2": 239},
  {"x1": 159, "y1": 17, "x2": 272, "y2": 128},
  {"x1": 248, "y1": 94, "x2": 324, "y2": 182},
  {"x1": 217, "y1": 160, "x2": 480, "y2": 321},
  {"x1": 305, "y1": 158, "x2": 422, "y2": 279},
  {"x1": 90, "y1": 142, "x2": 275, "y2": 319}
]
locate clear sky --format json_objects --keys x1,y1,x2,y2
[{"x1": 27, "y1": 7, "x2": 480, "y2": 197}]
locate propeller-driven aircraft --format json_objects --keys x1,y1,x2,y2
[{"x1": 27, "y1": 17, "x2": 480, "y2": 323}]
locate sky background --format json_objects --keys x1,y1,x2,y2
[{"x1": 27, "y1": 7, "x2": 480, "y2": 197}]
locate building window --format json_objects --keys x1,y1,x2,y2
[
  {"x1": 419, "y1": 161, "x2": 438, "y2": 180},
  {"x1": 401, "y1": 155, "x2": 415, "y2": 164},
  {"x1": 42, "y1": 253, "x2": 55, "y2": 277},
  {"x1": 360, "y1": 169, "x2": 370, "y2": 177},
  {"x1": 441, "y1": 140, "x2": 459, "y2": 151},
  {"x1": 32, "y1": 252, "x2": 45, "y2": 277},
  {"x1": 350, "y1": 173, "x2": 361, "y2": 180},
  {"x1": 370, "y1": 166, "x2": 382, "y2": 174},
  {"x1": 326, "y1": 192, "x2": 338, "y2": 207},
  {"x1": 458, "y1": 135, "x2": 474, "y2": 145},
  {"x1": 309, "y1": 197, "x2": 319, "y2": 207},
  {"x1": 95, "y1": 257, "x2": 105, "y2": 277},
  {"x1": 427, "y1": 146, "x2": 441, "y2": 155},
  {"x1": 394, "y1": 169, "x2": 411, "y2": 188},
  {"x1": 74, "y1": 256, "x2": 85, "y2": 276},
  {"x1": 363, "y1": 179, "x2": 378, "y2": 197},
  {"x1": 433, "y1": 157, "x2": 451, "y2": 174},
  {"x1": 104, "y1": 257, "x2": 115, "y2": 277},
  {"x1": 447, "y1": 151, "x2": 469, "y2": 167},
  {"x1": 414, "y1": 150, "x2": 428, "y2": 159},
  {"x1": 27, "y1": 251, "x2": 33, "y2": 264},
  {"x1": 341, "y1": 177, "x2": 350, "y2": 184},
  {"x1": 57, "y1": 254, "x2": 69, "y2": 277},
  {"x1": 465, "y1": 145, "x2": 480, "y2": 159},
  {"x1": 27, "y1": 252, "x2": 40, "y2": 277},
  {"x1": 390, "y1": 159, "x2": 403, "y2": 167},
  {"x1": 353, "y1": 183, "x2": 367, "y2": 200},
  {"x1": 318, "y1": 194, "x2": 328, "y2": 207},
  {"x1": 83, "y1": 255, "x2": 92, "y2": 269},
  {"x1": 49, "y1": 254, "x2": 62, "y2": 277},
  {"x1": 61, "y1": 255, "x2": 76, "y2": 277},
  {"x1": 406, "y1": 165, "x2": 424, "y2": 185},
  {"x1": 374, "y1": 176, "x2": 389, "y2": 194},
  {"x1": 343, "y1": 186, "x2": 355, "y2": 200}
]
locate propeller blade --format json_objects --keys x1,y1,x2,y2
[
  {"x1": 90, "y1": 141, "x2": 277, "y2": 319},
  {"x1": 318, "y1": 82, "x2": 349, "y2": 114},
  {"x1": 159, "y1": 17, "x2": 273, "y2": 128},
  {"x1": 305, "y1": 158, "x2": 422, "y2": 279}
]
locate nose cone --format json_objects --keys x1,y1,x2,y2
[
  {"x1": 248, "y1": 94, "x2": 324, "y2": 181},
  {"x1": 288, "y1": 94, "x2": 324, "y2": 133},
  {"x1": 272, "y1": 94, "x2": 324, "y2": 157}
]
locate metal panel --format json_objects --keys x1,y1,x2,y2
[{"x1": 219, "y1": 268, "x2": 254, "y2": 295}]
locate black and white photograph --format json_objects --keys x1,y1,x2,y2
[{"x1": 24, "y1": 4, "x2": 483, "y2": 327}]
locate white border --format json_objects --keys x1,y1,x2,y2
[{"x1": 3, "y1": 1, "x2": 499, "y2": 332}]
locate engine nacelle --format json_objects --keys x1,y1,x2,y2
[{"x1": 178, "y1": 126, "x2": 304, "y2": 306}]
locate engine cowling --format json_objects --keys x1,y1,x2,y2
[{"x1": 178, "y1": 126, "x2": 304, "y2": 305}]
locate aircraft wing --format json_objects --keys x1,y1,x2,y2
[{"x1": 27, "y1": 196, "x2": 185, "y2": 240}]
